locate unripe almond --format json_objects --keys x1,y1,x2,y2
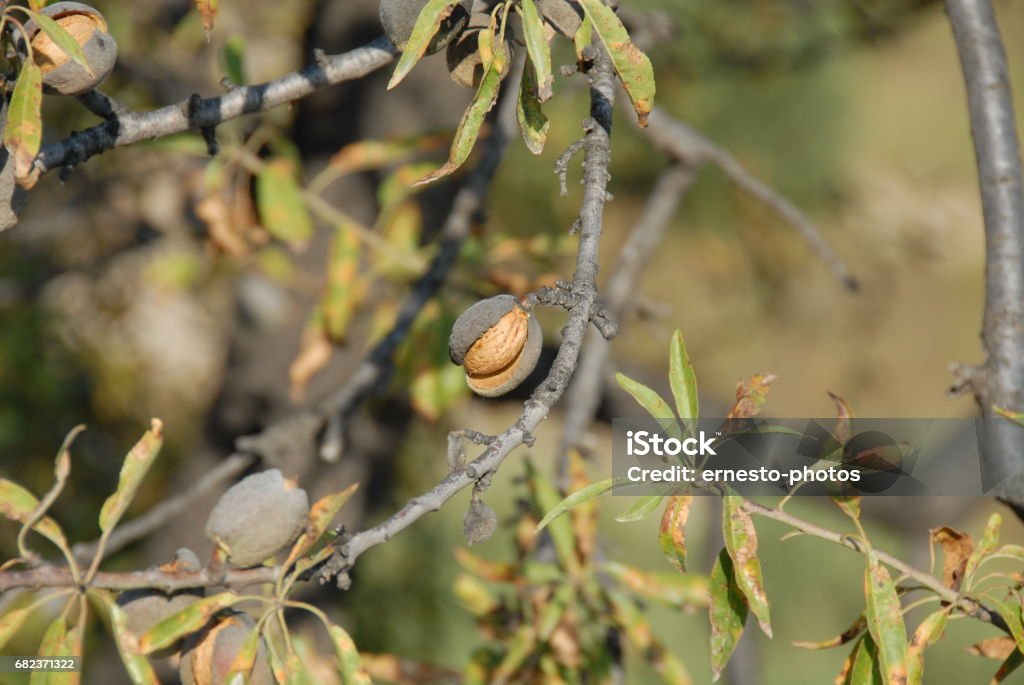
[
  {"x1": 380, "y1": 0, "x2": 470, "y2": 55},
  {"x1": 449, "y1": 295, "x2": 542, "y2": 397},
  {"x1": 24, "y1": 2, "x2": 118, "y2": 96},
  {"x1": 205, "y1": 469, "x2": 309, "y2": 567}
]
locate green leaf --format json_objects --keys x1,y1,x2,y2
[
  {"x1": 0, "y1": 480, "x2": 70, "y2": 552},
  {"x1": 0, "y1": 607, "x2": 32, "y2": 651},
  {"x1": 668, "y1": 330, "x2": 699, "y2": 437},
  {"x1": 848, "y1": 635, "x2": 885, "y2": 685},
  {"x1": 224, "y1": 623, "x2": 262, "y2": 685},
  {"x1": 985, "y1": 595, "x2": 1024, "y2": 653},
  {"x1": 863, "y1": 552, "x2": 908, "y2": 685},
  {"x1": 573, "y1": 17, "x2": 592, "y2": 62},
  {"x1": 257, "y1": 159, "x2": 314, "y2": 249},
  {"x1": 95, "y1": 592, "x2": 160, "y2": 685},
  {"x1": 518, "y1": 0, "x2": 552, "y2": 102},
  {"x1": 722, "y1": 495, "x2": 771, "y2": 636},
  {"x1": 27, "y1": 10, "x2": 93, "y2": 76},
  {"x1": 793, "y1": 613, "x2": 867, "y2": 650},
  {"x1": 285, "y1": 483, "x2": 359, "y2": 567},
  {"x1": 4, "y1": 62, "x2": 43, "y2": 185},
  {"x1": 534, "y1": 477, "x2": 629, "y2": 532},
  {"x1": 525, "y1": 460, "x2": 579, "y2": 575},
  {"x1": 615, "y1": 494, "x2": 665, "y2": 522},
  {"x1": 98, "y1": 419, "x2": 164, "y2": 534},
  {"x1": 387, "y1": 0, "x2": 464, "y2": 89},
  {"x1": 30, "y1": 615, "x2": 68, "y2": 685},
  {"x1": 516, "y1": 55, "x2": 549, "y2": 155},
  {"x1": 965, "y1": 513, "x2": 1002, "y2": 585},
  {"x1": 223, "y1": 35, "x2": 246, "y2": 85},
  {"x1": 323, "y1": 222, "x2": 361, "y2": 341},
  {"x1": 709, "y1": 549, "x2": 747, "y2": 682},
  {"x1": 659, "y1": 494, "x2": 692, "y2": 573},
  {"x1": 577, "y1": 0, "x2": 655, "y2": 126},
  {"x1": 615, "y1": 372, "x2": 682, "y2": 440},
  {"x1": 327, "y1": 624, "x2": 372, "y2": 685},
  {"x1": 415, "y1": 31, "x2": 506, "y2": 184},
  {"x1": 992, "y1": 646, "x2": 1024, "y2": 684},
  {"x1": 491, "y1": 624, "x2": 537, "y2": 683},
  {"x1": 906, "y1": 608, "x2": 950, "y2": 685},
  {"x1": 137, "y1": 592, "x2": 242, "y2": 655},
  {"x1": 994, "y1": 405, "x2": 1024, "y2": 427}
]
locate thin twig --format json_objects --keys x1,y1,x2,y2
[
  {"x1": 32, "y1": 37, "x2": 399, "y2": 176},
  {"x1": 642, "y1": 107, "x2": 858, "y2": 291},
  {"x1": 946, "y1": 0, "x2": 1024, "y2": 507},
  {"x1": 315, "y1": 44, "x2": 619, "y2": 587}
]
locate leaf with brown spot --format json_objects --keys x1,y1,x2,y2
[
  {"x1": 992, "y1": 647, "x2": 1024, "y2": 684},
  {"x1": 610, "y1": 592, "x2": 693, "y2": 685},
  {"x1": 136, "y1": 592, "x2": 242, "y2": 655},
  {"x1": 708, "y1": 549, "x2": 747, "y2": 681},
  {"x1": 863, "y1": 552, "x2": 908, "y2": 685},
  {"x1": 984, "y1": 594, "x2": 1024, "y2": 653},
  {"x1": 965, "y1": 513, "x2": 1002, "y2": 586},
  {"x1": 602, "y1": 561, "x2": 709, "y2": 609},
  {"x1": 722, "y1": 495, "x2": 771, "y2": 636},
  {"x1": 4, "y1": 62, "x2": 43, "y2": 188},
  {"x1": 97, "y1": 591, "x2": 160, "y2": 684},
  {"x1": 567, "y1": 449, "x2": 598, "y2": 563},
  {"x1": 967, "y1": 636, "x2": 1017, "y2": 660},
  {"x1": 577, "y1": 0, "x2": 655, "y2": 125},
  {"x1": 388, "y1": 0, "x2": 465, "y2": 89},
  {"x1": 98, "y1": 419, "x2": 164, "y2": 534},
  {"x1": 793, "y1": 613, "x2": 867, "y2": 650},
  {"x1": 930, "y1": 526, "x2": 974, "y2": 591},
  {"x1": 726, "y1": 373, "x2": 777, "y2": 421},
  {"x1": 323, "y1": 222, "x2": 362, "y2": 341},
  {"x1": 659, "y1": 494, "x2": 692, "y2": 573},
  {"x1": 905, "y1": 608, "x2": 950, "y2": 685},
  {"x1": 829, "y1": 391, "x2": 854, "y2": 444}
]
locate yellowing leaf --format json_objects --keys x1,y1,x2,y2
[
  {"x1": 722, "y1": 495, "x2": 771, "y2": 637},
  {"x1": 863, "y1": 552, "x2": 908, "y2": 685},
  {"x1": 327, "y1": 624, "x2": 372, "y2": 685},
  {"x1": 257, "y1": 159, "x2": 314, "y2": 249},
  {"x1": 100, "y1": 593, "x2": 160, "y2": 685},
  {"x1": 965, "y1": 513, "x2": 1002, "y2": 586},
  {"x1": 793, "y1": 613, "x2": 867, "y2": 650},
  {"x1": 930, "y1": 526, "x2": 973, "y2": 591},
  {"x1": 195, "y1": 0, "x2": 218, "y2": 35},
  {"x1": 519, "y1": 0, "x2": 552, "y2": 101},
  {"x1": 906, "y1": 608, "x2": 949, "y2": 685},
  {"x1": 602, "y1": 561, "x2": 709, "y2": 608},
  {"x1": 137, "y1": 592, "x2": 241, "y2": 655},
  {"x1": 323, "y1": 223, "x2": 361, "y2": 341},
  {"x1": 98, "y1": 419, "x2": 164, "y2": 534},
  {"x1": 0, "y1": 479, "x2": 69, "y2": 551},
  {"x1": 5, "y1": 62, "x2": 43, "y2": 187},
  {"x1": 659, "y1": 494, "x2": 692, "y2": 573},
  {"x1": 709, "y1": 549, "x2": 747, "y2": 681},
  {"x1": 577, "y1": 0, "x2": 655, "y2": 125},
  {"x1": 285, "y1": 483, "x2": 359, "y2": 567},
  {"x1": 388, "y1": 0, "x2": 464, "y2": 89}
]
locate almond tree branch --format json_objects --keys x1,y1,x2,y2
[
  {"x1": 316, "y1": 44, "x2": 618, "y2": 587},
  {"x1": 946, "y1": 0, "x2": 1024, "y2": 507},
  {"x1": 32, "y1": 37, "x2": 398, "y2": 176},
  {"x1": 642, "y1": 107, "x2": 859, "y2": 291}
]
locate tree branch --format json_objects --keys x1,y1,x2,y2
[
  {"x1": 946, "y1": 0, "x2": 1024, "y2": 505},
  {"x1": 33, "y1": 37, "x2": 398, "y2": 176},
  {"x1": 642, "y1": 107, "x2": 859, "y2": 291},
  {"x1": 316, "y1": 45, "x2": 618, "y2": 588}
]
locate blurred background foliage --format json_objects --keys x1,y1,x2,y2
[{"x1": 2, "y1": 0, "x2": 1024, "y2": 682}]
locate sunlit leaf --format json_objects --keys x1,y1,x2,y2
[
  {"x1": 659, "y1": 494, "x2": 692, "y2": 573},
  {"x1": 709, "y1": 549, "x2": 747, "y2": 681},
  {"x1": 577, "y1": 0, "x2": 655, "y2": 125},
  {"x1": 984, "y1": 594, "x2": 1024, "y2": 653},
  {"x1": 994, "y1": 406, "x2": 1024, "y2": 427},
  {"x1": 27, "y1": 10, "x2": 93, "y2": 75},
  {"x1": 388, "y1": 0, "x2": 465, "y2": 89},
  {"x1": 610, "y1": 592, "x2": 694, "y2": 685},
  {"x1": 98, "y1": 419, "x2": 164, "y2": 534},
  {"x1": 96, "y1": 592, "x2": 160, "y2": 684},
  {"x1": 5, "y1": 62, "x2": 43, "y2": 187},
  {"x1": 490, "y1": 624, "x2": 537, "y2": 682},
  {"x1": 30, "y1": 614, "x2": 69, "y2": 685},
  {"x1": 669, "y1": 330, "x2": 699, "y2": 438},
  {"x1": 848, "y1": 635, "x2": 885, "y2": 685},
  {"x1": 257, "y1": 158, "x2": 314, "y2": 249},
  {"x1": 534, "y1": 477, "x2": 629, "y2": 532},
  {"x1": 0, "y1": 608, "x2": 31, "y2": 651},
  {"x1": 615, "y1": 372, "x2": 682, "y2": 440},
  {"x1": 615, "y1": 494, "x2": 665, "y2": 523},
  {"x1": 602, "y1": 561, "x2": 709, "y2": 608},
  {"x1": 573, "y1": 16, "x2": 592, "y2": 62},
  {"x1": 0, "y1": 480, "x2": 69, "y2": 551},
  {"x1": 224, "y1": 623, "x2": 262, "y2": 685},
  {"x1": 965, "y1": 513, "x2": 1002, "y2": 585},
  {"x1": 722, "y1": 495, "x2": 771, "y2": 636},
  {"x1": 863, "y1": 552, "x2": 908, "y2": 684},
  {"x1": 324, "y1": 624, "x2": 372, "y2": 685},
  {"x1": 415, "y1": 32, "x2": 506, "y2": 184},
  {"x1": 726, "y1": 373, "x2": 777, "y2": 421},
  {"x1": 525, "y1": 460, "x2": 580, "y2": 575},
  {"x1": 137, "y1": 592, "x2": 241, "y2": 655},
  {"x1": 223, "y1": 35, "x2": 245, "y2": 84},
  {"x1": 285, "y1": 483, "x2": 359, "y2": 568}
]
